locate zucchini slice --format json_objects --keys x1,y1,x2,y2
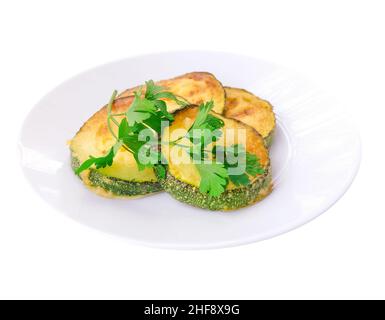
[
  {"x1": 120, "y1": 72, "x2": 226, "y2": 114},
  {"x1": 160, "y1": 106, "x2": 272, "y2": 210},
  {"x1": 224, "y1": 87, "x2": 276, "y2": 147},
  {"x1": 70, "y1": 72, "x2": 225, "y2": 198},
  {"x1": 70, "y1": 95, "x2": 162, "y2": 198}
]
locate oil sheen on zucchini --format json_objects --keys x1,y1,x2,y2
[
  {"x1": 160, "y1": 106, "x2": 272, "y2": 210},
  {"x1": 224, "y1": 87, "x2": 276, "y2": 147}
]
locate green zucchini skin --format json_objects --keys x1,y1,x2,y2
[
  {"x1": 158, "y1": 168, "x2": 272, "y2": 211},
  {"x1": 71, "y1": 156, "x2": 162, "y2": 197},
  {"x1": 87, "y1": 170, "x2": 163, "y2": 197},
  {"x1": 264, "y1": 130, "x2": 274, "y2": 148}
]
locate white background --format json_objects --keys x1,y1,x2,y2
[{"x1": 0, "y1": 0, "x2": 384, "y2": 299}]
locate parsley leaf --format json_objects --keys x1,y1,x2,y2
[
  {"x1": 75, "y1": 143, "x2": 119, "y2": 175},
  {"x1": 177, "y1": 101, "x2": 227, "y2": 197},
  {"x1": 144, "y1": 80, "x2": 165, "y2": 99},
  {"x1": 246, "y1": 153, "x2": 265, "y2": 176},
  {"x1": 154, "y1": 100, "x2": 174, "y2": 121},
  {"x1": 154, "y1": 164, "x2": 167, "y2": 180},
  {"x1": 145, "y1": 80, "x2": 188, "y2": 107},
  {"x1": 118, "y1": 117, "x2": 130, "y2": 139},
  {"x1": 119, "y1": 128, "x2": 158, "y2": 171},
  {"x1": 195, "y1": 102, "x2": 224, "y2": 131},
  {"x1": 196, "y1": 162, "x2": 228, "y2": 197},
  {"x1": 152, "y1": 91, "x2": 188, "y2": 106},
  {"x1": 125, "y1": 92, "x2": 156, "y2": 126},
  {"x1": 77, "y1": 82, "x2": 178, "y2": 175},
  {"x1": 187, "y1": 101, "x2": 224, "y2": 147},
  {"x1": 142, "y1": 113, "x2": 164, "y2": 134},
  {"x1": 203, "y1": 114, "x2": 225, "y2": 131},
  {"x1": 212, "y1": 144, "x2": 265, "y2": 187},
  {"x1": 229, "y1": 173, "x2": 250, "y2": 186},
  {"x1": 191, "y1": 101, "x2": 213, "y2": 128}
]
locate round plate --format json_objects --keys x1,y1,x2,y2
[{"x1": 19, "y1": 51, "x2": 361, "y2": 249}]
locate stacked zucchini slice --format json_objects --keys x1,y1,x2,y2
[
  {"x1": 160, "y1": 106, "x2": 272, "y2": 210},
  {"x1": 70, "y1": 72, "x2": 276, "y2": 210},
  {"x1": 70, "y1": 73, "x2": 225, "y2": 198},
  {"x1": 224, "y1": 87, "x2": 275, "y2": 148}
]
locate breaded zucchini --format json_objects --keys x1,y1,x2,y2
[
  {"x1": 70, "y1": 72, "x2": 226, "y2": 198},
  {"x1": 70, "y1": 95, "x2": 163, "y2": 198},
  {"x1": 224, "y1": 87, "x2": 276, "y2": 147},
  {"x1": 160, "y1": 106, "x2": 272, "y2": 210},
  {"x1": 120, "y1": 72, "x2": 226, "y2": 114}
]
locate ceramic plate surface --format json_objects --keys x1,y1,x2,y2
[{"x1": 19, "y1": 51, "x2": 361, "y2": 249}]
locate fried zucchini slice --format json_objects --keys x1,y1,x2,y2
[
  {"x1": 70, "y1": 72, "x2": 226, "y2": 198},
  {"x1": 70, "y1": 95, "x2": 162, "y2": 198},
  {"x1": 160, "y1": 106, "x2": 272, "y2": 210},
  {"x1": 120, "y1": 72, "x2": 226, "y2": 114},
  {"x1": 224, "y1": 87, "x2": 276, "y2": 147}
]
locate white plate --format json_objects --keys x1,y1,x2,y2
[{"x1": 19, "y1": 51, "x2": 361, "y2": 249}]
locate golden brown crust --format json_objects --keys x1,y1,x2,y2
[{"x1": 224, "y1": 87, "x2": 275, "y2": 140}]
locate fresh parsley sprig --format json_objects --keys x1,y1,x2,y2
[
  {"x1": 75, "y1": 83, "x2": 265, "y2": 198},
  {"x1": 76, "y1": 81, "x2": 187, "y2": 175},
  {"x1": 75, "y1": 144, "x2": 118, "y2": 175},
  {"x1": 213, "y1": 144, "x2": 265, "y2": 187},
  {"x1": 196, "y1": 163, "x2": 228, "y2": 197},
  {"x1": 170, "y1": 102, "x2": 265, "y2": 197},
  {"x1": 190, "y1": 101, "x2": 224, "y2": 132}
]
